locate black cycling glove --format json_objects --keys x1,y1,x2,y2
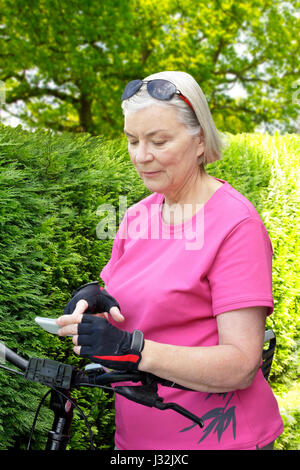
[
  {"x1": 78, "y1": 315, "x2": 144, "y2": 371},
  {"x1": 64, "y1": 281, "x2": 121, "y2": 315}
]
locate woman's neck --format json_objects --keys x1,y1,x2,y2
[{"x1": 162, "y1": 170, "x2": 211, "y2": 225}]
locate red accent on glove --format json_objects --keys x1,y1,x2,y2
[{"x1": 93, "y1": 354, "x2": 140, "y2": 363}]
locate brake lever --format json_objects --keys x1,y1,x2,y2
[
  {"x1": 113, "y1": 384, "x2": 204, "y2": 428},
  {"x1": 155, "y1": 400, "x2": 204, "y2": 428},
  {"x1": 76, "y1": 368, "x2": 204, "y2": 427}
]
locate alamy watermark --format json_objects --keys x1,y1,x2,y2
[{"x1": 96, "y1": 196, "x2": 205, "y2": 251}]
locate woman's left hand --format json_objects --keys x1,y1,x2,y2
[{"x1": 56, "y1": 308, "x2": 85, "y2": 354}]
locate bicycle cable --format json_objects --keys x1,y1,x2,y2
[
  {"x1": 84, "y1": 388, "x2": 104, "y2": 420},
  {"x1": 0, "y1": 363, "x2": 25, "y2": 377},
  {"x1": 27, "y1": 385, "x2": 96, "y2": 451},
  {"x1": 27, "y1": 388, "x2": 52, "y2": 450},
  {"x1": 51, "y1": 386, "x2": 96, "y2": 451},
  {"x1": 0, "y1": 362, "x2": 95, "y2": 450}
]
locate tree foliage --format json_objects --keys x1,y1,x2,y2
[{"x1": 0, "y1": 0, "x2": 299, "y2": 136}]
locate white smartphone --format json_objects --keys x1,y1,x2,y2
[{"x1": 35, "y1": 316, "x2": 60, "y2": 335}]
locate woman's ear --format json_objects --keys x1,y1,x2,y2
[{"x1": 196, "y1": 128, "x2": 205, "y2": 158}]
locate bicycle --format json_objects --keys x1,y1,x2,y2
[
  {"x1": 0, "y1": 330, "x2": 276, "y2": 450},
  {"x1": 0, "y1": 342, "x2": 205, "y2": 450}
]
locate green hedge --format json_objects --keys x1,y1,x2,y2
[
  {"x1": 0, "y1": 124, "x2": 298, "y2": 449},
  {"x1": 0, "y1": 125, "x2": 149, "y2": 449}
]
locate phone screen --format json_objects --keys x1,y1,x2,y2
[{"x1": 35, "y1": 316, "x2": 60, "y2": 335}]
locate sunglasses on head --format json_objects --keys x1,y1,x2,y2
[{"x1": 121, "y1": 79, "x2": 194, "y2": 112}]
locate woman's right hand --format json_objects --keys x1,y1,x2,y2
[{"x1": 63, "y1": 281, "x2": 124, "y2": 322}]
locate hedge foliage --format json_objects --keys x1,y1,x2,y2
[{"x1": 0, "y1": 124, "x2": 298, "y2": 449}]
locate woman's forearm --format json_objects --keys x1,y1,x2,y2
[{"x1": 138, "y1": 339, "x2": 258, "y2": 393}]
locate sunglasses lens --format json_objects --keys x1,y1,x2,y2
[
  {"x1": 121, "y1": 80, "x2": 143, "y2": 100},
  {"x1": 147, "y1": 79, "x2": 176, "y2": 100}
]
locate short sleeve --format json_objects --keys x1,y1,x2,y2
[{"x1": 208, "y1": 217, "x2": 274, "y2": 317}]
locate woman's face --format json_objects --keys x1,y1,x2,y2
[{"x1": 124, "y1": 105, "x2": 205, "y2": 201}]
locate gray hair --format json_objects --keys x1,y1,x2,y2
[{"x1": 121, "y1": 71, "x2": 224, "y2": 167}]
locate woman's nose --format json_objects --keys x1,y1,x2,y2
[{"x1": 135, "y1": 142, "x2": 154, "y2": 163}]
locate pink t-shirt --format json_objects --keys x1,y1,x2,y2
[{"x1": 100, "y1": 178, "x2": 283, "y2": 450}]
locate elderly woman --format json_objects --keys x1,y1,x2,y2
[{"x1": 57, "y1": 71, "x2": 283, "y2": 450}]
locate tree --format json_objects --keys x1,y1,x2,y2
[{"x1": 0, "y1": 0, "x2": 299, "y2": 136}]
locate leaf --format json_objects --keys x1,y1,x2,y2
[
  {"x1": 198, "y1": 417, "x2": 219, "y2": 443},
  {"x1": 200, "y1": 407, "x2": 223, "y2": 422},
  {"x1": 227, "y1": 406, "x2": 237, "y2": 439},
  {"x1": 214, "y1": 406, "x2": 237, "y2": 442},
  {"x1": 179, "y1": 422, "x2": 197, "y2": 433}
]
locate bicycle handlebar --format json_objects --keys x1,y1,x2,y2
[
  {"x1": 2, "y1": 344, "x2": 28, "y2": 371},
  {"x1": 0, "y1": 342, "x2": 204, "y2": 448},
  {"x1": 1, "y1": 343, "x2": 191, "y2": 392},
  {"x1": 1, "y1": 330, "x2": 276, "y2": 450}
]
